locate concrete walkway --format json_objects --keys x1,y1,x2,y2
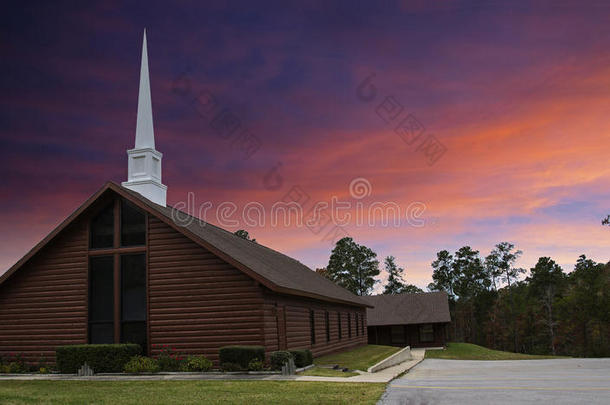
[
  {"x1": 294, "y1": 348, "x2": 425, "y2": 383},
  {"x1": 380, "y1": 357, "x2": 610, "y2": 404},
  {"x1": 0, "y1": 349, "x2": 425, "y2": 383}
]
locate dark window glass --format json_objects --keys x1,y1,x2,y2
[
  {"x1": 355, "y1": 313, "x2": 359, "y2": 336},
  {"x1": 325, "y1": 311, "x2": 330, "y2": 342},
  {"x1": 391, "y1": 325, "x2": 405, "y2": 344},
  {"x1": 419, "y1": 324, "x2": 434, "y2": 343},
  {"x1": 90, "y1": 323, "x2": 114, "y2": 344},
  {"x1": 348, "y1": 314, "x2": 352, "y2": 338},
  {"x1": 89, "y1": 256, "x2": 114, "y2": 344},
  {"x1": 121, "y1": 200, "x2": 146, "y2": 246},
  {"x1": 121, "y1": 254, "x2": 146, "y2": 322},
  {"x1": 122, "y1": 321, "x2": 147, "y2": 348},
  {"x1": 309, "y1": 310, "x2": 316, "y2": 345},
  {"x1": 338, "y1": 312, "x2": 342, "y2": 340},
  {"x1": 361, "y1": 314, "x2": 365, "y2": 335},
  {"x1": 121, "y1": 254, "x2": 147, "y2": 350},
  {"x1": 90, "y1": 204, "x2": 114, "y2": 249}
]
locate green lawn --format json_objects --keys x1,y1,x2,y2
[
  {"x1": 425, "y1": 342, "x2": 568, "y2": 360},
  {"x1": 0, "y1": 380, "x2": 385, "y2": 405},
  {"x1": 298, "y1": 366, "x2": 359, "y2": 377},
  {"x1": 314, "y1": 344, "x2": 401, "y2": 371}
]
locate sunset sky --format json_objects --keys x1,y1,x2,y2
[{"x1": 2, "y1": 1, "x2": 609, "y2": 289}]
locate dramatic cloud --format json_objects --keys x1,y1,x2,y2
[{"x1": 1, "y1": 1, "x2": 609, "y2": 287}]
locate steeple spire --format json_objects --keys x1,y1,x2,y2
[
  {"x1": 122, "y1": 29, "x2": 167, "y2": 206},
  {"x1": 135, "y1": 29, "x2": 155, "y2": 149}
]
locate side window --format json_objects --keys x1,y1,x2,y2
[
  {"x1": 310, "y1": 310, "x2": 316, "y2": 345},
  {"x1": 90, "y1": 203, "x2": 114, "y2": 249},
  {"x1": 419, "y1": 324, "x2": 434, "y2": 343},
  {"x1": 337, "y1": 312, "x2": 342, "y2": 340},
  {"x1": 348, "y1": 313, "x2": 352, "y2": 338},
  {"x1": 325, "y1": 311, "x2": 330, "y2": 342}
]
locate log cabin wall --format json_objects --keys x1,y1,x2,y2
[
  {"x1": 0, "y1": 192, "x2": 369, "y2": 367},
  {"x1": 0, "y1": 220, "x2": 88, "y2": 364},
  {"x1": 147, "y1": 217, "x2": 265, "y2": 365},
  {"x1": 263, "y1": 292, "x2": 367, "y2": 357}
]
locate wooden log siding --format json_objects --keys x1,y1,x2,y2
[
  {"x1": 0, "y1": 221, "x2": 88, "y2": 364},
  {"x1": 147, "y1": 217, "x2": 265, "y2": 364},
  {"x1": 263, "y1": 293, "x2": 367, "y2": 357}
]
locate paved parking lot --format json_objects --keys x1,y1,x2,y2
[{"x1": 380, "y1": 358, "x2": 610, "y2": 404}]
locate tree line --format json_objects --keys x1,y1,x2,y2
[
  {"x1": 427, "y1": 243, "x2": 609, "y2": 357},
  {"x1": 320, "y1": 236, "x2": 609, "y2": 357}
]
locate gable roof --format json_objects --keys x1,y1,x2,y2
[
  {"x1": 362, "y1": 292, "x2": 450, "y2": 326},
  {"x1": 0, "y1": 182, "x2": 369, "y2": 308}
]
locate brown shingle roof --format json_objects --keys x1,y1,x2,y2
[
  {"x1": 362, "y1": 292, "x2": 450, "y2": 326},
  {"x1": 1, "y1": 182, "x2": 369, "y2": 308}
]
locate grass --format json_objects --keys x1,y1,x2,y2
[
  {"x1": 298, "y1": 366, "x2": 359, "y2": 377},
  {"x1": 314, "y1": 344, "x2": 401, "y2": 371},
  {"x1": 425, "y1": 342, "x2": 568, "y2": 360},
  {"x1": 0, "y1": 380, "x2": 385, "y2": 405}
]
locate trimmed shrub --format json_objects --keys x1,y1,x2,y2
[
  {"x1": 218, "y1": 346, "x2": 265, "y2": 370},
  {"x1": 247, "y1": 359, "x2": 264, "y2": 371},
  {"x1": 269, "y1": 351, "x2": 293, "y2": 371},
  {"x1": 124, "y1": 356, "x2": 160, "y2": 373},
  {"x1": 220, "y1": 362, "x2": 242, "y2": 372},
  {"x1": 180, "y1": 355, "x2": 213, "y2": 372},
  {"x1": 56, "y1": 344, "x2": 141, "y2": 373},
  {"x1": 289, "y1": 349, "x2": 313, "y2": 368}
]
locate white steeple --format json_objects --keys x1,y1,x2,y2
[{"x1": 122, "y1": 29, "x2": 167, "y2": 206}]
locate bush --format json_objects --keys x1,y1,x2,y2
[
  {"x1": 56, "y1": 344, "x2": 141, "y2": 373},
  {"x1": 123, "y1": 356, "x2": 160, "y2": 373},
  {"x1": 180, "y1": 355, "x2": 212, "y2": 372},
  {"x1": 247, "y1": 359, "x2": 264, "y2": 371},
  {"x1": 156, "y1": 346, "x2": 183, "y2": 372},
  {"x1": 220, "y1": 362, "x2": 242, "y2": 372},
  {"x1": 269, "y1": 351, "x2": 293, "y2": 371},
  {"x1": 289, "y1": 349, "x2": 313, "y2": 368},
  {"x1": 218, "y1": 346, "x2": 265, "y2": 370}
]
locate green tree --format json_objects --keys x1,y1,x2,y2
[
  {"x1": 382, "y1": 256, "x2": 422, "y2": 294},
  {"x1": 602, "y1": 215, "x2": 609, "y2": 225},
  {"x1": 452, "y1": 246, "x2": 489, "y2": 299},
  {"x1": 428, "y1": 250, "x2": 456, "y2": 299},
  {"x1": 527, "y1": 257, "x2": 565, "y2": 355},
  {"x1": 483, "y1": 251, "x2": 503, "y2": 291},
  {"x1": 489, "y1": 242, "x2": 523, "y2": 352},
  {"x1": 234, "y1": 229, "x2": 256, "y2": 242},
  {"x1": 326, "y1": 237, "x2": 380, "y2": 296},
  {"x1": 565, "y1": 255, "x2": 608, "y2": 356}
]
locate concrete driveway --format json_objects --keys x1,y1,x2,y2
[{"x1": 380, "y1": 358, "x2": 610, "y2": 405}]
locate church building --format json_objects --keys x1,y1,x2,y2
[{"x1": 0, "y1": 32, "x2": 370, "y2": 365}]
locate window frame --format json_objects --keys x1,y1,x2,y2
[
  {"x1": 87, "y1": 198, "x2": 148, "y2": 352},
  {"x1": 419, "y1": 324, "x2": 435, "y2": 343},
  {"x1": 337, "y1": 312, "x2": 342, "y2": 340},
  {"x1": 88, "y1": 255, "x2": 115, "y2": 344},
  {"x1": 310, "y1": 309, "x2": 316, "y2": 345},
  {"x1": 348, "y1": 313, "x2": 352, "y2": 338}
]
